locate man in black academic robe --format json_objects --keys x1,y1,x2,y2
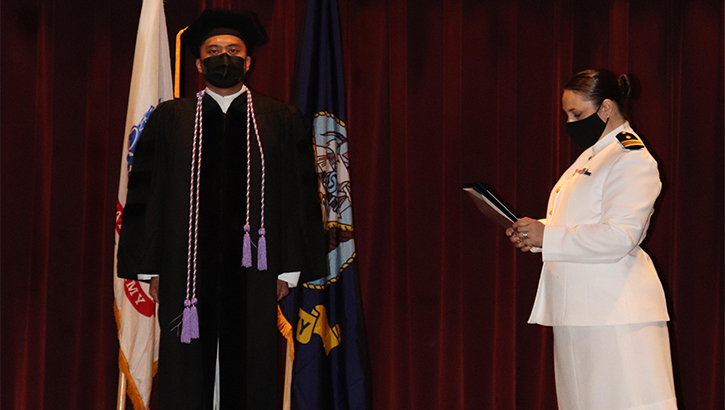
[{"x1": 117, "y1": 9, "x2": 326, "y2": 410}]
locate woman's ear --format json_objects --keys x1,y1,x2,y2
[{"x1": 600, "y1": 98, "x2": 614, "y2": 120}]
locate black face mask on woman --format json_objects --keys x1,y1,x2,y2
[
  {"x1": 201, "y1": 54, "x2": 246, "y2": 89},
  {"x1": 565, "y1": 105, "x2": 608, "y2": 149}
]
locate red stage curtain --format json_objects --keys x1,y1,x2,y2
[{"x1": 2, "y1": 0, "x2": 722, "y2": 409}]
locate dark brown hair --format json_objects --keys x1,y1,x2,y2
[{"x1": 564, "y1": 69, "x2": 632, "y2": 119}]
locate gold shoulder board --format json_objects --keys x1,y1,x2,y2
[{"x1": 616, "y1": 132, "x2": 644, "y2": 150}]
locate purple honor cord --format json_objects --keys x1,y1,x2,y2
[
  {"x1": 181, "y1": 90, "x2": 204, "y2": 344},
  {"x1": 242, "y1": 86, "x2": 267, "y2": 270}
]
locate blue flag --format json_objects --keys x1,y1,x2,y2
[{"x1": 280, "y1": 0, "x2": 371, "y2": 408}]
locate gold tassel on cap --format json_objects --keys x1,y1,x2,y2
[{"x1": 175, "y1": 26, "x2": 188, "y2": 98}]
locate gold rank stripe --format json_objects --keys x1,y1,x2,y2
[{"x1": 620, "y1": 139, "x2": 643, "y2": 148}]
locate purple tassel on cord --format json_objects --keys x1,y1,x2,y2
[
  {"x1": 257, "y1": 228, "x2": 267, "y2": 270},
  {"x1": 242, "y1": 225, "x2": 252, "y2": 267},
  {"x1": 181, "y1": 298, "x2": 199, "y2": 344}
]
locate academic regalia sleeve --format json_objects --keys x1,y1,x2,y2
[
  {"x1": 117, "y1": 103, "x2": 173, "y2": 280},
  {"x1": 281, "y1": 106, "x2": 328, "y2": 282}
]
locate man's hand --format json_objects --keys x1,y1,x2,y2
[
  {"x1": 277, "y1": 279, "x2": 290, "y2": 301},
  {"x1": 149, "y1": 276, "x2": 159, "y2": 303}
]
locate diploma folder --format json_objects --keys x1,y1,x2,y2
[{"x1": 462, "y1": 183, "x2": 518, "y2": 228}]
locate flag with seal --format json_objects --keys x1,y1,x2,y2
[
  {"x1": 280, "y1": 0, "x2": 371, "y2": 408},
  {"x1": 113, "y1": 0, "x2": 173, "y2": 408}
]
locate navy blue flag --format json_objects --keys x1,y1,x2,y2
[{"x1": 279, "y1": 0, "x2": 371, "y2": 409}]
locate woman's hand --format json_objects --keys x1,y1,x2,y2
[{"x1": 506, "y1": 217, "x2": 544, "y2": 252}]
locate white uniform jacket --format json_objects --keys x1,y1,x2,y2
[{"x1": 528, "y1": 122, "x2": 670, "y2": 326}]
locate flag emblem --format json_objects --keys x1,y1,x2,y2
[
  {"x1": 297, "y1": 305, "x2": 341, "y2": 355},
  {"x1": 123, "y1": 279, "x2": 155, "y2": 317},
  {"x1": 311, "y1": 112, "x2": 355, "y2": 285},
  {"x1": 127, "y1": 103, "x2": 159, "y2": 171}
]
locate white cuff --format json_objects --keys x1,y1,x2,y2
[
  {"x1": 277, "y1": 271, "x2": 301, "y2": 288},
  {"x1": 137, "y1": 273, "x2": 159, "y2": 281}
]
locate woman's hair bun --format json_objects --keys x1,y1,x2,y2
[{"x1": 618, "y1": 74, "x2": 631, "y2": 101}]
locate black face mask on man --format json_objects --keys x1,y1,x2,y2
[
  {"x1": 565, "y1": 104, "x2": 608, "y2": 149},
  {"x1": 201, "y1": 54, "x2": 246, "y2": 89}
]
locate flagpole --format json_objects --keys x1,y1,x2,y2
[
  {"x1": 117, "y1": 370, "x2": 127, "y2": 410},
  {"x1": 283, "y1": 343, "x2": 293, "y2": 410}
]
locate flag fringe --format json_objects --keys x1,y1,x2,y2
[
  {"x1": 114, "y1": 300, "x2": 158, "y2": 410},
  {"x1": 277, "y1": 304, "x2": 295, "y2": 361}
]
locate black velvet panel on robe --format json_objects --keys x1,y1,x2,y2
[{"x1": 117, "y1": 91, "x2": 327, "y2": 410}]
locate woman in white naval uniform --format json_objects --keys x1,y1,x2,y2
[{"x1": 506, "y1": 69, "x2": 677, "y2": 410}]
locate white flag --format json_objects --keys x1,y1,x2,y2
[{"x1": 113, "y1": 0, "x2": 172, "y2": 408}]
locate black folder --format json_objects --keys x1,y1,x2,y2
[{"x1": 462, "y1": 183, "x2": 518, "y2": 228}]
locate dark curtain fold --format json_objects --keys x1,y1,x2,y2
[{"x1": 2, "y1": 0, "x2": 722, "y2": 409}]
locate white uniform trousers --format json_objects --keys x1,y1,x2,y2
[{"x1": 553, "y1": 321, "x2": 677, "y2": 410}]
